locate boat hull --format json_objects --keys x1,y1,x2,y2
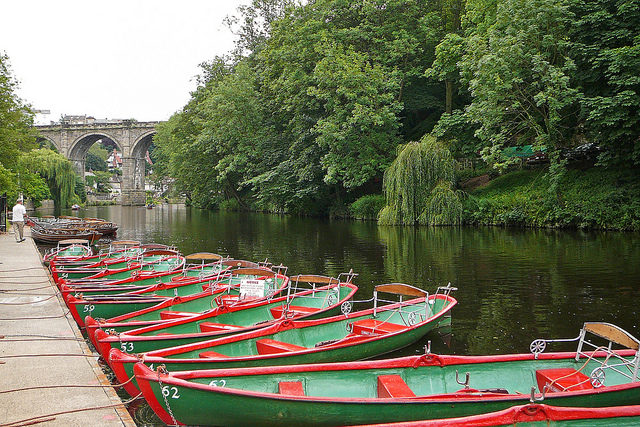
[{"x1": 134, "y1": 350, "x2": 640, "y2": 426}]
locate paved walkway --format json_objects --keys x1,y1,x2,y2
[{"x1": 0, "y1": 227, "x2": 136, "y2": 426}]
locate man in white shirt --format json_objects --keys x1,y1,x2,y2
[{"x1": 12, "y1": 199, "x2": 27, "y2": 243}]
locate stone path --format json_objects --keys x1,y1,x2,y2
[{"x1": 0, "y1": 228, "x2": 136, "y2": 426}]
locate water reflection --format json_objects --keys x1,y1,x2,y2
[{"x1": 46, "y1": 204, "x2": 640, "y2": 356}]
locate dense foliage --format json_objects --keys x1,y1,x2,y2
[
  {"x1": 151, "y1": 0, "x2": 638, "y2": 228},
  {"x1": 0, "y1": 53, "x2": 38, "y2": 201},
  {"x1": 465, "y1": 167, "x2": 640, "y2": 230},
  {"x1": 379, "y1": 135, "x2": 459, "y2": 225},
  {"x1": 22, "y1": 149, "x2": 78, "y2": 208}
]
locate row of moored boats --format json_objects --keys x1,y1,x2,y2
[
  {"x1": 45, "y1": 239, "x2": 640, "y2": 426},
  {"x1": 28, "y1": 216, "x2": 117, "y2": 244}
]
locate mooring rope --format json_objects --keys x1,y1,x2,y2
[
  {"x1": 0, "y1": 280, "x2": 51, "y2": 285},
  {"x1": 0, "y1": 291, "x2": 56, "y2": 296},
  {"x1": 0, "y1": 267, "x2": 47, "y2": 273},
  {"x1": 0, "y1": 311, "x2": 71, "y2": 320},
  {"x1": 0, "y1": 295, "x2": 58, "y2": 305},
  {"x1": 0, "y1": 392, "x2": 142, "y2": 427},
  {"x1": 0, "y1": 353, "x2": 100, "y2": 359},
  {"x1": 1, "y1": 337, "x2": 85, "y2": 342},
  {"x1": 0, "y1": 372, "x2": 137, "y2": 394}
]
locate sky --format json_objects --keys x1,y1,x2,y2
[{"x1": 1, "y1": 0, "x2": 247, "y2": 124}]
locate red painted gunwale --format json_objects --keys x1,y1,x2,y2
[
  {"x1": 93, "y1": 280, "x2": 356, "y2": 360},
  {"x1": 135, "y1": 349, "x2": 640, "y2": 402},
  {"x1": 361, "y1": 404, "x2": 640, "y2": 426},
  {"x1": 67, "y1": 271, "x2": 238, "y2": 329},
  {"x1": 133, "y1": 349, "x2": 640, "y2": 426},
  {"x1": 52, "y1": 250, "x2": 183, "y2": 285},
  {"x1": 58, "y1": 263, "x2": 231, "y2": 300},
  {"x1": 84, "y1": 268, "x2": 286, "y2": 343},
  {"x1": 108, "y1": 293, "x2": 456, "y2": 396}
]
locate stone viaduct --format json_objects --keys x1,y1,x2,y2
[{"x1": 35, "y1": 121, "x2": 159, "y2": 206}]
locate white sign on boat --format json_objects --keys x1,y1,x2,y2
[{"x1": 239, "y1": 279, "x2": 266, "y2": 299}]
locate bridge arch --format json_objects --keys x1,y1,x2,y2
[
  {"x1": 35, "y1": 121, "x2": 161, "y2": 205},
  {"x1": 36, "y1": 135, "x2": 60, "y2": 152},
  {"x1": 67, "y1": 132, "x2": 122, "y2": 180},
  {"x1": 126, "y1": 130, "x2": 157, "y2": 192}
]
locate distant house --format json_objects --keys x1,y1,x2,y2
[
  {"x1": 107, "y1": 149, "x2": 123, "y2": 170},
  {"x1": 62, "y1": 115, "x2": 96, "y2": 125}
]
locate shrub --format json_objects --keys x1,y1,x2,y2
[
  {"x1": 350, "y1": 194, "x2": 385, "y2": 220},
  {"x1": 419, "y1": 181, "x2": 462, "y2": 225},
  {"x1": 219, "y1": 198, "x2": 241, "y2": 212}
]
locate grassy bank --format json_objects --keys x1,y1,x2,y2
[{"x1": 463, "y1": 167, "x2": 640, "y2": 231}]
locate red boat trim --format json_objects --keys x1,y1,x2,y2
[
  {"x1": 95, "y1": 279, "x2": 350, "y2": 345},
  {"x1": 108, "y1": 348, "x2": 142, "y2": 397},
  {"x1": 362, "y1": 404, "x2": 640, "y2": 426},
  {"x1": 129, "y1": 293, "x2": 456, "y2": 365},
  {"x1": 133, "y1": 349, "x2": 639, "y2": 405},
  {"x1": 134, "y1": 363, "x2": 184, "y2": 426}
]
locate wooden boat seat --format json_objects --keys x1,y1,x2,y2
[
  {"x1": 536, "y1": 368, "x2": 595, "y2": 392},
  {"x1": 278, "y1": 381, "x2": 305, "y2": 396},
  {"x1": 256, "y1": 338, "x2": 306, "y2": 355},
  {"x1": 351, "y1": 319, "x2": 406, "y2": 336},
  {"x1": 199, "y1": 322, "x2": 243, "y2": 333},
  {"x1": 159, "y1": 310, "x2": 198, "y2": 320},
  {"x1": 377, "y1": 375, "x2": 416, "y2": 398},
  {"x1": 199, "y1": 351, "x2": 230, "y2": 358},
  {"x1": 270, "y1": 305, "x2": 320, "y2": 319}
]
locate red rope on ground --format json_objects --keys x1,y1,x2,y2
[
  {"x1": 0, "y1": 373, "x2": 137, "y2": 394},
  {"x1": 0, "y1": 295, "x2": 58, "y2": 305},
  {"x1": 0, "y1": 267, "x2": 46, "y2": 273},
  {"x1": 0, "y1": 312, "x2": 71, "y2": 320},
  {"x1": 0, "y1": 392, "x2": 142, "y2": 427}
]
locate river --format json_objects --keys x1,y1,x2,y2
[
  {"x1": 49, "y1": 203, "x2": 640, "y2": 357},
  {"x1": 40, "y1": 204, "x2": 640, "y2": 424}
]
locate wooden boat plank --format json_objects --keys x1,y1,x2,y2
[
  {"x1": 376, "y1": 283, "x2": 428, "y2": 297},
  {"x1": 584, "y1": 322, "x2": 640, "y2": 350}
]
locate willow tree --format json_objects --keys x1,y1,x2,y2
[
  {"x1": 379, "y1": 135, "x2": 461, "y2": 226},
  {"x1": 22, "y1": 149, "x2": 78, "y2": 208}
]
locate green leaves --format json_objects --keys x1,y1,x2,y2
[
  {"x1": 458, "y1": 0, "x2": 579, "y2": 168},
  {"x1": 569, "y1": 0, "x2": 640, "y2": 164},
  {"x1": 21, "y1": 149, "x2": 77, "y2": 208},
  {"x1": 380, "y1": 135, "x2": 460, "y2": 225},
  {"x1": 0, "y1": 53, "x2": 36, "y2": 179},
  {"x1": 310, "y1": 43, "x2": 402, "y2": 187}
]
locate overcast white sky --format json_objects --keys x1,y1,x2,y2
[{"x1": 1, "y1": 1, "x2": 247, "y2": 124}]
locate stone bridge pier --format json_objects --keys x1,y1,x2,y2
[{"x1": 36, "y1": 121, "x2": 159, "y2": 206}]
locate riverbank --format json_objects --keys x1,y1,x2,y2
[
  {"x1": 0, "y1": 229, "x2": 135, "y2": 426},
  {"x1": 462, "y1": 166, "x2": 640, "y2": 231}
]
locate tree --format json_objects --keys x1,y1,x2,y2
[
  {"x1": 379, "y1": 135, "x2": 460, "y2": 225},
  {"x1": 259, "y1": 0, "x2": 445, "y2": 206},
  {"x1": 0, "y1": 52, "x2": 36, "y2": 200},
  {"x1": 459, "y1": 0, "x2": 580, "y2": 170},
  {"x1": 85, "y1": 144, "x2": 108, "y2": 171},
  {"x1": 86, "y1": 171, "x2": 112, "y2": 193},
  {"x1": 309, "y1": 42, "x2": 402, "y2": 188},
  {"x1": 426, "y1": 33, "x2": 465, "y2": 114},
  {"x1": 152, "y1": 58, "x2": 233, "y2": 209},
  {"x1": 22, "y1": 149, "x2": 78, "y2": 208},
  {"x1": 568, "y1": 0, "x2": 640, "y2": 165}
]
